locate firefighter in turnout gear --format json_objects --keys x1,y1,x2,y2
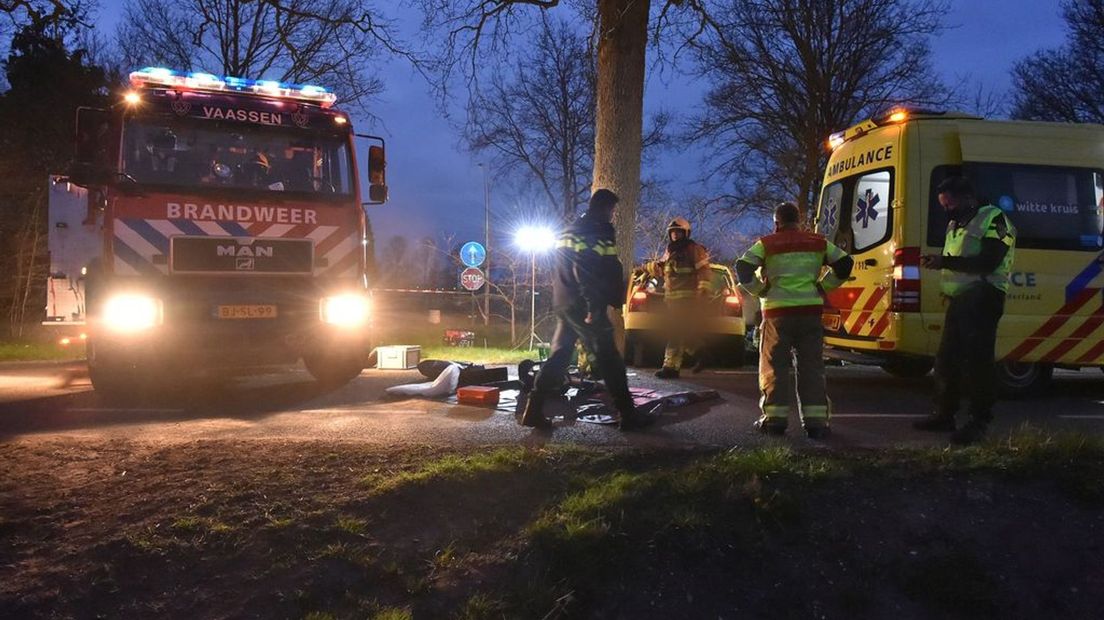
[
  {"x1": 916, "y1": 176, "x2": 1016, "y2": 445},
  {"x1": 650, "y1": 217, "x2": 713, "y2": 379},
  {"x1": 736, "y1": 202, "x2": 853, "y2": 439},
  {"x1": 520, "y1": 189, "x2": 654, "y2": 431}
]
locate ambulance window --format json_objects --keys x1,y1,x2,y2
[
  {"x1": 852, "y1": 170, "x2": 892, "y2": 252},
  {"x1": 816, "y1": 182, "x2": 844, "y2": 244},
  {"x1": 965, "y1": 163, "x2": 1104, "y2": 251}
]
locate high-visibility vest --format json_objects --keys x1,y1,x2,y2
[
  {"x1": 941, "y1": 205, "x2": 1016, "y2": 297},
  {"x1": 738, "y1": 231, "x2": 849, "y2": 317}
]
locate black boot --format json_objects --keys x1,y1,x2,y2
[
  {"x1": 690, "y1": 352, "x2": 708, "y2": 374},
  {"x1": 520, "y1": 394, "x2": 552, "y2": 429},
  {"x1": 951, "y1": 417, "x2": 988, "y2": 445},
  {"x1": 754, "y1": 416, "x2": 787, "y2": 436},
  {"x1": 913, "y1": 413, "x2": 955, "y2": 432},
  {"x1": 804, "y1": 424, "x2": 831, "y2": 440},
  {"x1": 618, "y1": 406, "x2": 655, "y2": 431},
  {"x1": 655, "y1": 367, "x2": 680, "y2": 379}
]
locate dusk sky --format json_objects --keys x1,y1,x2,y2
[{"x1": 95, "y1": 1, "x2": 1068, "y2": 250}]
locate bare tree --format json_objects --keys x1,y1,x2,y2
[
  {"x1": 417, "y1": 0, "x2": 700, "y2": 274},
  {"x1": 0, "y1": 0, "x2": 79, "y2": 28},
  {"x1": 116, "y1": 0, "x2": 412, "y2": 110},
  {"x1": 1011, "y1": 0, "x2": 1104, "y2": 123},
  {"x1": 686, "y1": 0, "x2": 949, "y2": 219},
  {"x1": 466, "y1": 16, "x2": 595, "y2": 223}
]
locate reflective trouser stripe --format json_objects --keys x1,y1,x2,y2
[
  {"x1": 760, "y1": 399, "x2": 791, "y2": 419},
  {"x1": 802, "y1": 403, "x2": 830, "y2": 425}
]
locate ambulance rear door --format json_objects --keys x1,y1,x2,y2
[{"x1": 817, "y1": 124, "x2": 903, "y2": 351}]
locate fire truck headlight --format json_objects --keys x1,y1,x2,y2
[
  {"x1": 103, "y1": 294, "x2": 163, "y2": 333},
  {"x1": 320, "y1": 294, "x2": 370, "y2": 328}
]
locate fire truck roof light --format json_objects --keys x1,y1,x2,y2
[{"x1": 128, "y1": 67, "x2": 337, "y2": 108}]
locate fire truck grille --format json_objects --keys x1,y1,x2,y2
[{"x1": 171, "y1": 237, "x2": 313, "y2": 274}]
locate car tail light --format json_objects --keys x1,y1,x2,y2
[
  {"x1": 892, "y1": 247, "x2": 921, "y2": 312},
  {"x1": 723, "y1": 295, "x2": 742, "y2": 316},
  {"x1": 629, "y1": 290, "x2": 648, "y2": 312}
]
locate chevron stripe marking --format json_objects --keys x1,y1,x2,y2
[
  {"x1": 849, "y1": 288, "x2": 886, "y2": 335},
  {"x1": 1007, "y1": 288, "x2": 1098, "y2": 360},
  {"x1": 1040, "y1": 303, "x2": 1104, "y2": 363}
]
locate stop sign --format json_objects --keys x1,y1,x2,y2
[{"x1": 460, "y1": 267, "x2": 485, "y2": 291}]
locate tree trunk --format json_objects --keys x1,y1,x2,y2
[{"x1": 593, "y1": 0, "x2": 650, "y2": 277}]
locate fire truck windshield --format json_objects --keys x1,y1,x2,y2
[{"x1": 122, "y1": 119, "x2": 353, "y2": 197}]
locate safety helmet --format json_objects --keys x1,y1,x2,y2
[{"x1": 667, "y1": 217, "x2": 691, "y2": 235}]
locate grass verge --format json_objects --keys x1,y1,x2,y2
[
  {"x1": 418, "y1": 345, "x2": 537, "y2": 365},
  {"x1": 0, "y1": 340, "x2": 85, "y2": 362},
  {"x1": 3, "y1": 429, "x2": 1104, "y2": 619}
]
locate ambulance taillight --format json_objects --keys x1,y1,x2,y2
[{"x1": 891, "y1": 247, "x2": 922, "y2": 312}]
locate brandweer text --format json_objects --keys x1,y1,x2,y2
[{"x1": 166, "y1": 202, "x2": 318, "y2": 224}]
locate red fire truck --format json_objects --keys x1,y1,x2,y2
[{"x1": 53, "y1": 67, "x2": 387, "y2": 396}]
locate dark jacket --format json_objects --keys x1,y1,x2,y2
[{"x1": 552, "y1": 212, "x2": 626, "y2": 316}]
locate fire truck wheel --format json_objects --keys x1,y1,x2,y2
[{"x1": 304, "y1": 353, "x2": 364, "y2": 387}]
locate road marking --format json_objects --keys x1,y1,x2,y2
[
  {"x1": 832, "y1": 414, "x2": 925, "y2": 418},
  {"x1": 299, "y1": 408, "x2": 425, "y2": 414},
  {"x1": 69, "y1": 408, "x2": 185, "y2": 413}
]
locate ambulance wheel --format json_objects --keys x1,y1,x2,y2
[
  {"x1": 881, "y1": 357, "x2": 933, "y2": 378},
  {"x1": 304, "y1": 352, "x2": 364, "y2": 387},
  {"x1": 996, "y1": 361, "x2": 1053, "y2": 398}
]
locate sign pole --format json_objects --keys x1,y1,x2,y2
[
  {"x1": 529, "y1": 252, "x2": 537, "y2": 350},
  {"x1": 481, "y1": 164, "x2": 491, "y2": 327}
]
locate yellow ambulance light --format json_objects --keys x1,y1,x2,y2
[
  {"x1": 887, "y1": 110, "x2": 908, "y2": 123},
  {"x1": 827, "y1": 132, "x2": 846, "y2": 151}
]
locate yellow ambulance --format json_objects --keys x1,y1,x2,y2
[{"x1": 815, "y1": 110, "x2": 1104, "y2": 395}]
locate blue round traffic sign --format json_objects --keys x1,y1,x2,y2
[{"x1": 460, "y1": 241, "x2": 486, "y2": 268}]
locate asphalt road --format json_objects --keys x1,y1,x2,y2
[{"x1": 2, "y1": 360, "x2": 1104, "y2": 448}]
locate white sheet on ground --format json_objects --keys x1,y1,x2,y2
[{"x1": 384, "y1": 364, "x2": 461, "y2": 398}]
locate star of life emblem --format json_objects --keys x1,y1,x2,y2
[{"x1": 855, "y1": 189, "x2": 880, "y2": 229}]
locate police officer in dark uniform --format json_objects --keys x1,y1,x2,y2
[
  {"x1": 915, "y1": 176, "x2": 1016, "y2": 445},
  {"x1": 520, "y1": 189, "x2": 654, "y2": 431}
]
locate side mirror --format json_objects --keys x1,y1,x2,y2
[
  {"x1": 357, "y1": 135, "x2": 388, "y2": 206},
  {"x1": 70, "y1": 107, "x2": 114, "y2": 187},
  {"x1": 368, "y1": 183, "x2": 388, "y2": 203}
]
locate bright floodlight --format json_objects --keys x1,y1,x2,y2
[{"x1": 515, "y1": 226, "x2": 557, "y2": 252}]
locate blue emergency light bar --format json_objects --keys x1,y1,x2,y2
[{"x1": 128, "y1": 67, "x2": 338, "y2": 108}]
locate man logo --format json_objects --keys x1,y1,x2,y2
[
  {"x1": 217, "y1": 244, "x2": 274, "y2": 258},
  {"x1": 171, "y1": 100, "x2": 192, "y2": 116},
  {"x1": 236, "y1": 257, "x2": 255, "y2": 271}
]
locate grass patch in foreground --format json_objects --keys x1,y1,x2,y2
[
  {"x1": 0, "y1": 340, "x2": 85, "y2": 362},
  {"x1": 368, "y1": 447, "x2": 548, "y2": 493},
  {"x1": 418, "y1": 345, "x2": 537, "y2": 365}
]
